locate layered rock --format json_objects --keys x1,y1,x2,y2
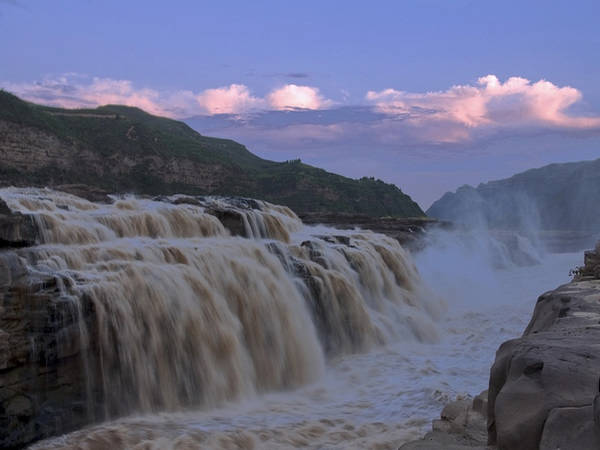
[{"x1": 488, "y1": 244, "x2": 600, "y2": 450}]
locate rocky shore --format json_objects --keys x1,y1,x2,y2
[{"x1": 404, "y1": 242, "x2": 600, "y2": 450}]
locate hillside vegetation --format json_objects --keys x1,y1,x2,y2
[{"x1": 0, "y1": 90, "x2": 424, "y2": 217}]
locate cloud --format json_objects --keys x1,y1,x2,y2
[
  {"x1": 3, "y1": 73, "x2": 598, "y2": 146},
  {"x1": 1, "y1": 75, "x2": 334, "y2": 118},
  {"x1": 267, "y1": 84, "x2": 333, "y2": 111},
  {"x1": 366, "y1": 75, "x2": 600, "y2": 143}
]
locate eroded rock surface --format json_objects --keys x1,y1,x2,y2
[{"x1": 488, "y1": 245, "x2": 600, "y2": 450}]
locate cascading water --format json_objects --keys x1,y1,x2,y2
[{"x1": 0, "y1": 188, "x2": 442, "y2": 426}]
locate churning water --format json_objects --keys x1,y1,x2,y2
[{"x1": 0, "y1": 188, "x2": 580, "y2": 450}]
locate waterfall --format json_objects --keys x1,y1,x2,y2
[{"x1": 0, "y1": 187, "x2": 443, "y2": 418}]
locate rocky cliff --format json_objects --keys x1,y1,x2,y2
[{"x1": 0, "y1": 90, "x2": 424, "y2": 217}]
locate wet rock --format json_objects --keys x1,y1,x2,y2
[
  {"x1": 54, "y1": 184, "x2": 113, "y2": 203},
  {"x1": 164, "y1": 194, "x2": 269, "y2": 238},
  {"x1": 0, "y1": 198, "x2": 38, "y2": 247},
  {"x1": 206, "y1": 207, "x2": 248, "y2": 237},
  {"x1": 6, "y1": 395, "x2": 33, "y2": 417},
  {"x1": 0, "y1": 329, "x2": 8, "y2": 369},
  {"x1": 595, "y1": 391, "x2": 600, "y2": 428},
  {"x1": 400, "y1": 393, "x2": 489, "y2": 449},
  {"x1": 0, "y1": 249, "x2": 100, "y2": 448}
]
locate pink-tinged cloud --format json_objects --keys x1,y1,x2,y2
[
  {"x1": 1, "y1": 76, "x2": 335, "y2": 118},
  {"x1": 195, "y1": 84, "x2": 265, "y2": 115},
  {"x1": 267, "y1": 84, "x2": 333, "y2": 110},
  {"x1": 366, "y1": 75, "x2": 600, "y2": 142}
]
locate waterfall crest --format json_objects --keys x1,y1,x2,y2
[{"x1": 0, "y1": 187, "x2": 443, "y2": 417}]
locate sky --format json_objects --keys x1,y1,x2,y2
[{"x1": 1, "y1": 0, "x2": 599, "y2": 208}]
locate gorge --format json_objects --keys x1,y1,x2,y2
[{"x1": 1, "y1": 186, "x2": 593, "y2": 449}]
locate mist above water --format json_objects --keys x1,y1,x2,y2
[{"x1": 427, "y1": 159, "x2": 600, "y2": 253}]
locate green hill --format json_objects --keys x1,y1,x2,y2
[{"x1": 0, "y1": 90, "x2": 424, "y2": 217}]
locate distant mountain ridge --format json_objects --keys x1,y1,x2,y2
[
  {"x1": 0, "y1": 91, "x2": 424, "y2": 217},
  {"x1": 427, "y1": 158, "x2": 600, "y2": 232}
]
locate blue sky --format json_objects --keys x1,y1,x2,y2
[{"x1": 2, "y1": 0, "x2": 600, "y2": 207}]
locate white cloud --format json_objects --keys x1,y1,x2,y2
[{"x1": 267, "y1": 84, "x2": 333, "y2": 110}]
